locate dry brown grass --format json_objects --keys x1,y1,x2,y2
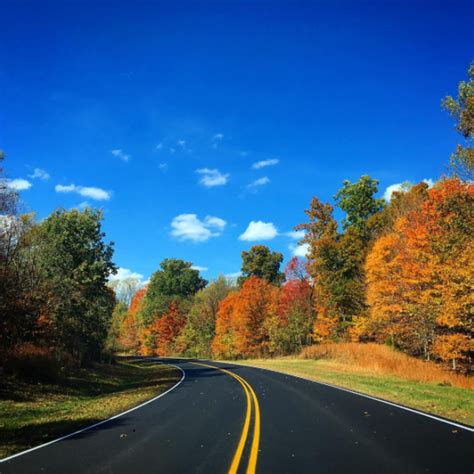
[{"x1": 300, "y1": 343, "x2": 473, "y2": 389}]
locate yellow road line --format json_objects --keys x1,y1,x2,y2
[
  {"x1": 191, "y1": 362, "x2": 261, "y2": 474},
  {"x1": 232, "y1": 372, "x2": 261, "y2": 474}
]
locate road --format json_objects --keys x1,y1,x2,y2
[{"x1": 1, "y1": 358, "x2": 473, "y2": 473}]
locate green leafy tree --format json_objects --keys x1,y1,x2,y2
[
  {"x1": 36, "y1": 209, "x2": 117, "y2": 364},
  {"x1": 140, "y1": 259, "x2": 207, "y2": 325},
  {"x1": 334, "y1": 175, "x2": 385, "y2": 240},
  {"x1": 176, "y1": 275, "x2": 234, "y2": 357},
  {"x1": 238, "y1": 245, "x2": 284, "y2": 286},
  {"x1": 442, "y1": 63, "x2": 474, "y2": 179}
]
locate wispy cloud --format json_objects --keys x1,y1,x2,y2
[
  {"x1": 211, "y1": 133, "x2": 224, "y2": 149},
  {"x1": 55, "y1": 184, "x2": 111, "y2": 200},
  {"x1": 247, "y1": 177, "x2": 270, "y2": 189},
  {"x1": 156, "y1": 143, "x2": 163, "y2": 150},
  {"x1": 159, "y1": 163, "x2": 168, "y2": 170},
  {"x1": 170, "y1": 213, "x2": 227, "y2": 242},
  {"x1": 7, "y1": 178, "x2": 32, "y2": 191},
  {"x1": 191, "y1": 265, "x2": 208, "y2": 272},
  {"x1": 239, "y1": 221, "x2": 278, "y2": 241},
  {"x1": 196, "y1": 168, "x2": 229, "y2": 187},
  {"x1": 111, "y1": 149, "x2": 130, "y2": 162},
  {"x1": 252, "y1": 158, "x2": 279, "y2": 169},
  {"x1": 29, "y1": 168, "x2": 50, "y2": 180},
  {"x1": 286, "y1": 230, "x2": 305, "y2": 240}
]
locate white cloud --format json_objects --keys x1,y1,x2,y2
[
  {"x1": 109, "y1": 267, "x2": 145, "y2": 283},
  {"x1": 289, "y1": 242, "x2": 310, "y2": 258},
  {"x1": 156, "y1": 143, "x2": 163, "y2": 150},
  {"x1": 55, "y1": 184, "x2": 111, "y2": 201},
  {"x1": 239, "y1": 221, "x2": 278, "y2": 241},
  {"x1": 247, "y1": 177, "x2": 270, "y2": 188},
  {"x1": 191, "y1": 265, "x2": 208, "y2": 272},
  {"x1": 252, "y1": 158, "x2": 279, "y2": 169},
  {"x1": 286, "y1": 230, "x2": 305, "y2": 240},
  {"x1": 29, "y1": 168, "x2": 50, "y2": 180},
  {"x1": 383, "y1": 178, "x2": 434, "y2": 202},
  {"x1": 170, "y1": 213, "x2": 227, "y2": 242},
  {"x1": 111, "y1": 149, "x2": 130, "y2": 162},
  {"x1": 159, "y1": 163, "x2": 168, "y2": 170},
  {"x1": 196, "y1": 168, "x2": 229, "y2": 187},
  {"x1": 7, "y1": 178, "x2": 32, "y2": 191}
]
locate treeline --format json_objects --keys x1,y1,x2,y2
[
  {"x1": 109, "y1": 174, "x2": 472, "y2": 371},
  {"x1": 1, "y1": 155, "x2": 116, "y2": 374}
]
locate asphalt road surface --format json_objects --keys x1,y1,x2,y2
[{"x1": 1, "y1": 358, "x2": 473, "y2": 474}]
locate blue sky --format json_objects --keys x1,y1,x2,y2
[{"x1": 1, "y1": 0, "x2": 473, "y2": 284}]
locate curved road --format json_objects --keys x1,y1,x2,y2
[{"x1": 1, "y1": 358, "x2": 473, "y2": 473}]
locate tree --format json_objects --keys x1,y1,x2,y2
[
  {"x1": 266, "y1": 258, "x2": 314, "y2": 355},
  {"x1": 35, "y1": 209, "x2": 117, "y2": 364},
  {"x1": 119, "y1": 287, "x2": 147, "y2": 353},
  {"x1": 442, "y1": 63, "x2": 474, "y2": 179},
  {"x1": 0, "y1": 215, "x2": 44, "y2": 364},
  {"x1": 213, "y1": 276, "x2": 278, "y2": 358},
  {"x1": 365, "y1": 178, "x2": 473, "y2": 366},
  {"x1": 140, "y1": 259, "x2": 207, "y2": 325},
  {"x1": 177, "y1": 276, "x2": 234, "y2": 357},
  {"x1": 238, "y1": 245, "x2": 284, "y2": 286},
  {"x1": 334, "y1": 175, "x2": 385, "y2": 240}
]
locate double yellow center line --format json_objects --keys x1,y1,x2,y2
[{"x1": 192, "y1": 362, "x2": 261, "y2": 474}]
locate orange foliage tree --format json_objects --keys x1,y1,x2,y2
[
  {"x1": 366, "y1": 178, "x2": 473, "y2": 368},
  {"x1": 212, "y1": 277, "x2": 278, "y2": 358},
  {"x1": 120, "y1": 287, "x2": 146, "y2": 353}
]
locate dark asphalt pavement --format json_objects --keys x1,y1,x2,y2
[{"x1": 1, "y1": 358, "x2": 473, "y2": 474}]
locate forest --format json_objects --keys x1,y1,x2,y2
[{"x1": 1, "y1": 65, "x2": 472, "y2": 378}]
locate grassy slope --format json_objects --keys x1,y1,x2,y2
[
  {"x1": 233, "y1": 358, "x2": 474, "y2": 426},
  {"x1": 0, "y1": 359, "x2": 181, "y2": 459}
]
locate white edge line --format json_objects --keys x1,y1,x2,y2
[
  {"x1": 224, "y1": 360, "x2": 474, "y2": 433},
  {"x1": 0, "y1": 360, "x2": 186, "y2": 463}
]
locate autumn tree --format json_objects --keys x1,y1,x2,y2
[
  {"x1": 119, "y1": 287, "x2": 146, "y2": 353},
  {"x1": 213, "y1": 277, "x2": 278, "y2": 358},
  {"x1": 265, "y1": 258, "x2": 314, "y2": 355},
  {"x1": 365, "y1": 178, "x2": 473, "y2": 367},
  {"x1": 177, "y1": 275, "x2": 234, "y2": 357},
  {"x1": 442, "y1": 63, "x2": 474, "y2": 179},
  {"x1": 238, "y1": 245, "x2": 284, "y2": 286}
]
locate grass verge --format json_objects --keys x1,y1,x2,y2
[
  {"x1": 0, "y1": 358, "x2": 181, "y2": 459},
  {"x1": 233, "y1": 358, "x2": 474, "y2": 426}
]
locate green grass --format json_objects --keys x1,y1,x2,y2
[
  {"x1": 0, "y1": 358, "x2": 181, "y2": 459},
  {"x1": 233, "y1": 358, "x2": 474, "y2": 426}
]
